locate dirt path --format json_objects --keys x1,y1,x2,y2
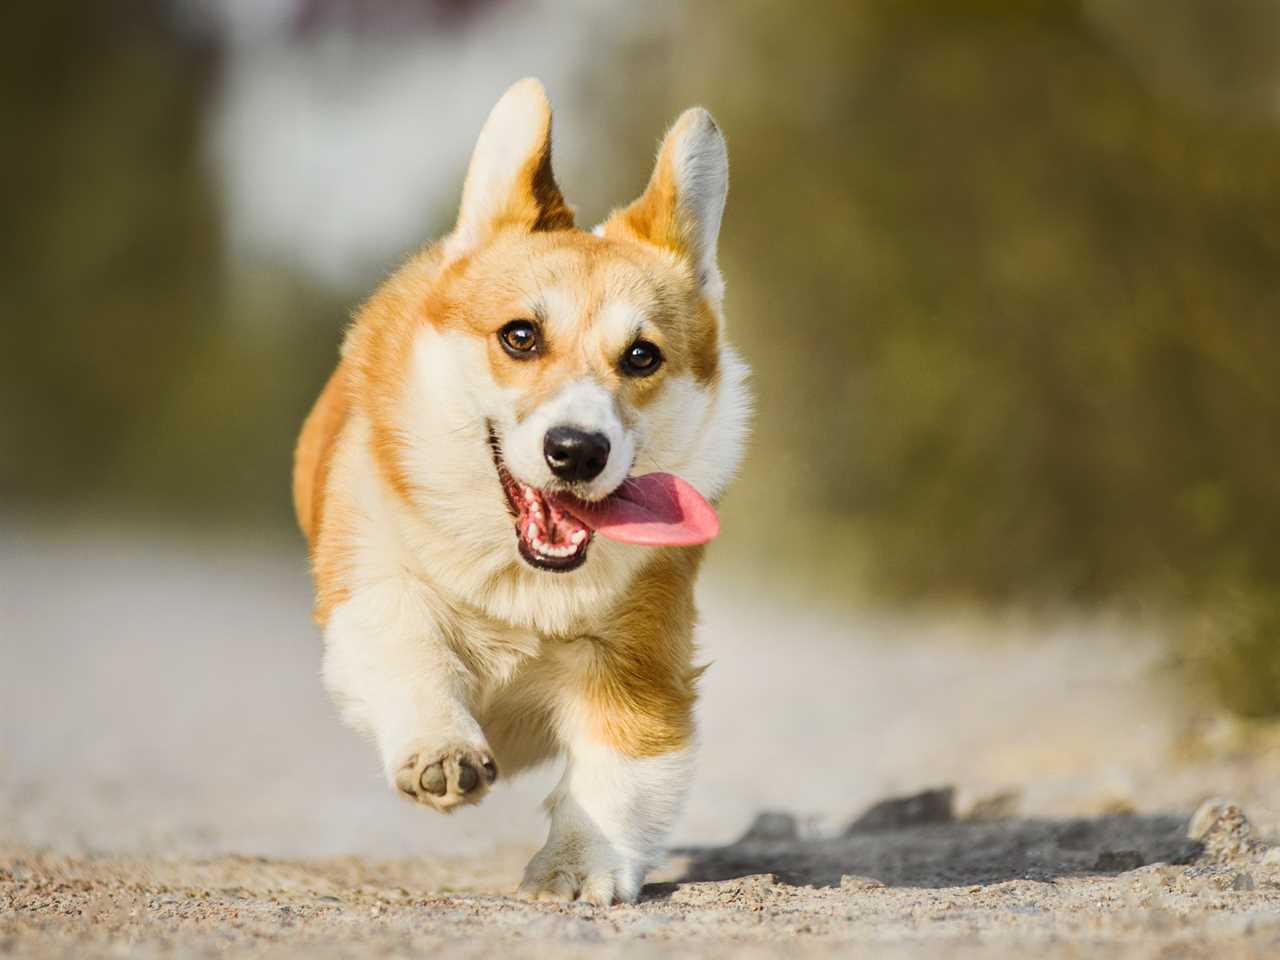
[
  {"x1": 4, "y1": 529, "x2": 1280, "y2": 956},
  {"x1": 5, "y1": 801, "x2": 1280, "y2": 958}
]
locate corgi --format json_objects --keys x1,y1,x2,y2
[{"x1": 292, "y1": 78, "x2": 750, "y2": 905}]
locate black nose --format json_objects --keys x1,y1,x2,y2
[{"x1": 543, "y1": 427, "x2": 610, "y2": 483}]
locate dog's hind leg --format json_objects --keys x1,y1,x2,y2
[
  {"x1": 519, "y1": 554, "x2": 702, "y2": 904},
  {"x1": 518, "y1": 728, "x2": 694, "y2": 905}
]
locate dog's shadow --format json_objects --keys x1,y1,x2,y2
[{"x1": 647, "y1": 801, "x2": 1200, "y2": 896}]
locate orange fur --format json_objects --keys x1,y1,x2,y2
[
  {"x1": 293, "y1": 364, "x2": 350, "y2": 547},
  {"x1": 601, "y1": 111, "x2": 722, "y2": 387},
  {"x1": 291, "y1": 364, "x2": 362, "y2": 624},
  {"x1": 603, "y1": 112, "x2": 697, "y2": 260},
  {"x1": 576, "y1": 548, "x2": 706, "y2": 757}
]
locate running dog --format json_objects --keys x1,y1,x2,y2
[{"x1": 293, "y1": 78, "x2": 750, "y2": 904}]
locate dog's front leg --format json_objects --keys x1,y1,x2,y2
[
  {"x1": 321, "y1": 581, "x2": 497, "y2": 812},
  {"x1": 519, "y1": 635, "x2": 698, "y2": 905}
]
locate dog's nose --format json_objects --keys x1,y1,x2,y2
[{"x1": 543, "y1": 427, "x2": 610, "y2": 483}]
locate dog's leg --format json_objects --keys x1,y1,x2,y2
[
  {"x1": 322, "y1": 581, "x2": 496, "y2": 812},
  {"x1": 518, "y1": 730, "x2": 693, "y2": 905},
  {"x1": 518, "y1": 592, "x2": 700, "y2": 905}
]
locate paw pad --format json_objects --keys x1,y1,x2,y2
[{"x1": 395, "y1": 746, "x2": 498, "y2": 810}]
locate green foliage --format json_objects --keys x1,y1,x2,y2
[
  {"x1": 1190, "y1": 587, "x2": 1280, "y2": 719},
  {"x1": 0, "y1": 4, "x2": 348, "y2": 527},
  {"x1": 695, "y1": 2, "x2": 1280, "y2": 614}
]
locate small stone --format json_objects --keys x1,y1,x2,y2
[
  {"x1": 725, "y1": 873, "x2": 777, "y2": 893},
  {"x1": 1233, "y1": 871, "x2": 1256, "y2": 892},
  {"x1": 846, "y1": 787, "x2": 955, "y2": 834},
  {"x1": 840, "y1": 874, "x2": 885, "y2": 891},
  {"x1": 963, "y1": 789, "x2": 1021, "y2": 822},
  {"x1": 736, "y1": 812, "x2": 799, "y2": 844},
  {"x1": 1189, "y1": 799, "x2": 1234, "y2": 840},
  {"x1": 1187, "y1": 798, "x2": 1259, "y2": 863}
]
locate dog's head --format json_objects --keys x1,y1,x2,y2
[{"x1": 351, "y1": 79, "x2": 749, "y2": 584}]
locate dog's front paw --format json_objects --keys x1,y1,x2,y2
[
  {"x1": 392, "y1": 743, "x2": 497, "y2": 812},
  {"x1": 517, "y1": 836, "x2": 644, "y2": 906}
]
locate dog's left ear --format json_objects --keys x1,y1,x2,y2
[
  {"x1": 604, "y1": 108, "x2": 729, "y2": 303},
  {"x1": 446, "y1": 78, "x2": 574, "y2": 257}
]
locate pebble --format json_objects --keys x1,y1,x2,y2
[
  {"x1": 736, "y1": 812, "x2": 799, "y2": 844},
  {"x1": 840, "y1": 875, "x2": 886, "y2": 891},
  {"x1": 846, "y1": 787, "x2": 955, "y2": 833},
  {"x1": 1187, "y1": 799, "x2": 1259, "y2": 863},
  {"x1": 962, "y1": 789, "x2": 1022, "y2": 822}
]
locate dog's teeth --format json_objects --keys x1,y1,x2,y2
[{"x1": 570, "y1": 530, "x2": 586, "y2": 545}]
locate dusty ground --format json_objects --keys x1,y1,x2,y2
[
  {"x1": 4, "y1": 527, "x2": 1280, "y2": 956},
  {"x1": 5, "y1": 804, "x2": 1280, "y2": 958}
]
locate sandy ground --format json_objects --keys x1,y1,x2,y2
[{"x1": 4, "y1": 526, "x2": 1280, "y2": 956}]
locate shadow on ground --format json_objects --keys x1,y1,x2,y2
[{"x1": 664, "y1": 809, "x2": 1200, "y2": 892}]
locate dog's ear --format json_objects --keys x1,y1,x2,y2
[
  {"x1": 446, "y1": 78, "x2": 574, "y2": 257},
  {"x1": 604, "y1": 108, "x2": 729, "y2": 303}
]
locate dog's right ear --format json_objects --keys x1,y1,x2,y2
[{"x1": 445, "y1": 78, "x2": 574, "y2": 258}]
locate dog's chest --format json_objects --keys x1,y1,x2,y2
[
  {"x1": 455, "y1": 606, "x2": 603, "y2": 708},
  {"x1": 449, "y1": 611, "x2": 537, "y2": 683}
]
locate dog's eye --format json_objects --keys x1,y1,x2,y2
[
  {"x1": 620, "y1": 340, "x2": 662, "y2": 377},
  {"x1": 499, "y1": 320, "x2": 540, "y2": 358}
]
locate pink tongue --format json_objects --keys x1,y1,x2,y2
[{"x1": 550, "y1": 474, "x2": 719, "y2": 547}]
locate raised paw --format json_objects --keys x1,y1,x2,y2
[{"x1": 393, "y1": 745, "x2": 497, "y2": 812}]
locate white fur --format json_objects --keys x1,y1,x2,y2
[
  {"x1": 502, "y1": 378, "x2": 635, "y2": 501},
  {"x1": 446, "y1": 77, "x2": 552, "y2": 259},
  {"x1": 520, "y1": 734, "x2": 694, "y2": 905},
  {"x1": 323, "y1": 579, "x2": 488, "y2": 780},
  {"x1": 667, "y1": 109, "x2": 729, "y2": 305}
]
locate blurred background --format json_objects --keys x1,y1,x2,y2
[{"x1": 3, "y1": 0, "x2": 1280, "y2": 857}]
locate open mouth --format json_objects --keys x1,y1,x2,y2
[{"x1": 488, "y1": 428, "x2": 594, "y2": 572}]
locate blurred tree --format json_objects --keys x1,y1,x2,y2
[
  {"x1": 0, "y1": 3, "x2": 347, "y2": 527},
  {"x1": 686, "y1": 0, "x2": 1280, "y2": 613},
  {"x1": 0, "y1": 4, "x2": 219, "y2": 508}
]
